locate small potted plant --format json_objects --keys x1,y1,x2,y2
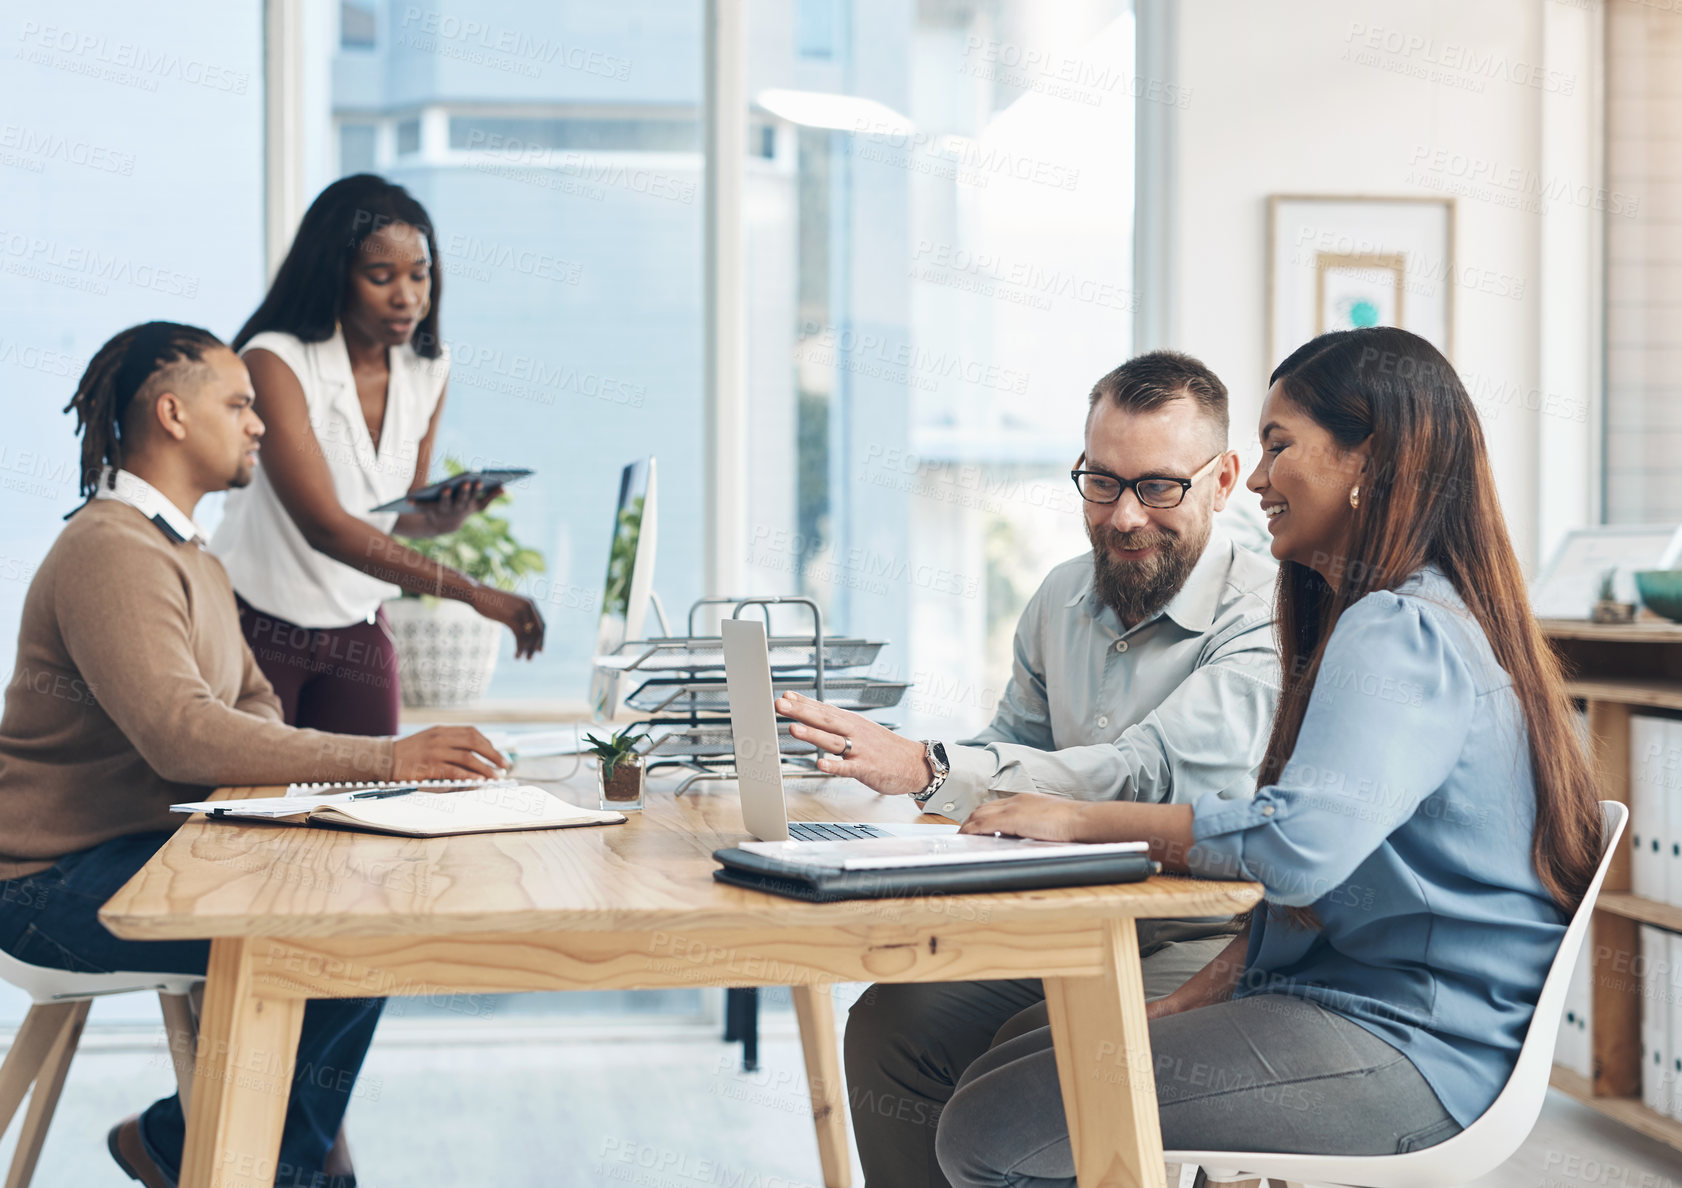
[
  {"x1": 385, "y1": 459, "x2": 547, "y2": 707},
  {"x1": 1592, "y1": 566, "x2": 1637, "y2": 624},
  {"x1": 585, "y1": 724, "x2": 649, "y2": 811}
]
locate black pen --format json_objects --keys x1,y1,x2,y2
[{"x1": 349, "y1": 786, "x2": 418, "y2": 800}]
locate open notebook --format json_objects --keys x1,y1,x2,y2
[{"x1": 171, "y1": 783, "x2": 625, "y2": 838}]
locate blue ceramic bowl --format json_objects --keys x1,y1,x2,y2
[{"x1": 1635, "y1": 571, "x2": 1682, "y2": 622}]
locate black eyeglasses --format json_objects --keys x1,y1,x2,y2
[{"x1": 1070, "y1": 451, "x2": 1225, "y2": 509}]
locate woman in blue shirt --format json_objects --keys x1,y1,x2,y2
[{"x1": 935, "y1": 327, "x2": 1604, "y2": 1186}]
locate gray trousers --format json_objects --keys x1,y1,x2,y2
[
  {"x1": 935, "y1": 995, "x2": 1462, "y2": 1188},
  {"x1": 845, "y1": 935, "x2": 1233, "y2": 1188}
]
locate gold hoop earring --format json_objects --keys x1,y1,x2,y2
[{"x1": 1349, "y1": 486, "x2": 1360, "y2": 509}]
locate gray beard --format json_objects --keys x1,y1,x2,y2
[{"x1": 1087, "y1": 519, "x2": 1209, "y2": 626}]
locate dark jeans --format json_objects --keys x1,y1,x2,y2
[
  {"x1": 935, "y1": 995, "x2": 1462, "y2": 1188},
  {"x1": 0, "y1": 831, "x2": 382, "y2": 1188},
  {"x1": 237, "y1": 596, "x2": 401, "y2": 736}
]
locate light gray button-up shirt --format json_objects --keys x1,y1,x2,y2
[
  {"x1": 938, "y1": 526, "x2": 1281, "y2": 820},
  {"x1": 935, "y1": 528, "x2": 1281, "y2": 948}
]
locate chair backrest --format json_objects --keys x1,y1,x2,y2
[
  {"x1": 0, "y1": 943, "x2": 200, "y2": 1004},
  {"x1": 1176, "y1": 800, "x2": 1627, "y2": 1188},
  {"x1": 1455, "y1": 799, "x2": 1626, "y2": 1146}
]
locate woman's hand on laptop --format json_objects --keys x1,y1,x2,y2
[
  {"x1": 959, "y1": 792, "x2": 1091, "y2": 843},
  {"x1": 963, "y1": 795, "x2": 1198, "y2": 869},
  {"x1": 392, "y1": 727, "x2": 509, "y2": 780},
  {"x1": 774, "y1": 691, "x2": 933, "y2": 797}
]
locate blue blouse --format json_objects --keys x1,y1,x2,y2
[{"x1": 1187, "y1": 567, "x2": 1568, "y2": 1126}]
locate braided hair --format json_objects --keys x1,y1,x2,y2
[
  {"x1": 234, "y1": 173, "x2": 444, "y2": 358},
  {"x1": 64, "y1": 321, "x2": 226, "y2": 500}
]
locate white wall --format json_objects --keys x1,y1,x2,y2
[{"x1": 1155, "y1": 0, "x2": 1603, "y2": 572}]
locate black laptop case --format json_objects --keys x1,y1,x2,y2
[{"x1": 712, "y1": 845, "x2": 1158, "y2": 903}]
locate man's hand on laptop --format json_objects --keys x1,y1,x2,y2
[
  {"x1": 391, "y1": 727, "x2": 508, "y2": 781},
  {"x1": 774, "y1": 691, "x2": 932, "y2": 797}
]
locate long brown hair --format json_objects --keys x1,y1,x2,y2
[{"x1": 1263, "y1": 327, "x2": 1601, "y2": 914}]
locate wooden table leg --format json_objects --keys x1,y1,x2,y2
[
  {"x1": 791, "y1": 984, "x2": 852, "y2": 1188},
  {"x1": 178, "y1": 939, "x2": 305, "y2": 1188},
  {"x1": 1045, "y1": 919, "x2": 1164, "y2": 1188}
]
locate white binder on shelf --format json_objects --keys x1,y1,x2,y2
[
  {"x1": 1558, "y1": 940, "x2": 1593, "y2": 1078},
  {"x1": 1670, "y1": 933, "x2": 1682, "y2": 1121},
  {"x1": 1642, "y1": 926, "x2": 1672, "y2": 1116},
  {"x1": 1632, "y1": 715, "x2": 1667, "y2": 903},
  {"x1": 1666, "y1": 719, "x2": 1682, "y2": 908}
]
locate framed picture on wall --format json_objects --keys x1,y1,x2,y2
[
  {"x1": 1530, "y1": 525, "x2": 1682, "y2": 619},
  {"x1": 1266, "y1": 195, "x2": 1455, "y2": 372}
]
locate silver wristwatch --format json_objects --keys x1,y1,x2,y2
[{"x1": 911, "y1": 741, "x2": 950, "y2": 804}]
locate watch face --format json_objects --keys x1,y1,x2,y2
[{"x1": 932, "y1": 742, "x2": 949, "y2": 769}]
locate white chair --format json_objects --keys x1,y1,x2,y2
[
  {"x1": 0, "y1": 949, "x2": 200, "y2": 1188},
  {"x1": 1171, "y1": 800, "x2": 1627, "y2": 1188}
]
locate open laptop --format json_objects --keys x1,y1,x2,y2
[{"x1": 721, "y1": 618, "x2": 957, "y2": 842}]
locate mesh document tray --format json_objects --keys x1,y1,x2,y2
[
  {"x1": 599, "y1": 636, "x2": 885, "y2": 674},
  {"x1": 643, "y1": 722, "x2": 819, "y2": 760},
  {"x1": 623, "y1": 675, "x2": 911, "y2": 715}
]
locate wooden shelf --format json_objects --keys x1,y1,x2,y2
[
  {"x1": 1568, "y1": 678, "x2": 1682, "y2": 712},
  {"x1": 1542, "y1": 619, "x2": 1682, "y2": 644},
  {"x1": 1598, "y1": 893, "x2": 1682, "y2": 934},
  {"x1": 1550, "y1": 1066, "x2": 1682, "y2": 1152},
  {"x1": 1546, "y1": 628, "x2": 1682, "y2": 1155}
]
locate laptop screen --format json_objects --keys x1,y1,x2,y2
[{"x1": 721, "y1": 618, "x2": 791, "y2": 841}]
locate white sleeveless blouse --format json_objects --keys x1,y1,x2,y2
[{"x1": 211, "y1": 328, "x2": 449, "y2": 628}]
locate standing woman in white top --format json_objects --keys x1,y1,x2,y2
[{"x1": 212, "y1": 175, "x2": 545, "y2": 736}]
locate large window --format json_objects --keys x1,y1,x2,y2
[
  {"x1": 320, "y1": 0, "x2": 1136, "y2": 723},
  {"x1": 325, "y1": 2, "x2": 708, "y2": 702},
  {"x1": 740, "y1": 0, "x2": 1136, "y2": 732}
]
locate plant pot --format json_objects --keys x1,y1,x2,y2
[
  {"x1": 383, "y1": 596, "x2": 501, "y2": 708},
  {"x1": 1591, "y1": 598, "x2": 1637, "y2": 624},
  {"x1": 598, "y1": 755, "x2": 645, "y2": 811}
]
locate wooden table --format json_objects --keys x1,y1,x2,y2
[{"x1": 100, "y1": 775, "x2": 1262, "y2": 1188}]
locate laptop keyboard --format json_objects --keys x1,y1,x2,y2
[{"x1": 789, "y1": 821, "x2": 889, "y2": 841}]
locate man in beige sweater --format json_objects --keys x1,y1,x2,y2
[{"x1": 0, "y1": 322, "x2": 502, "y2": 1188}]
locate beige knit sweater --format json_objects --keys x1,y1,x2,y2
[{"x1": 0, "y1": 499, "x2": 395, "y2": 879}]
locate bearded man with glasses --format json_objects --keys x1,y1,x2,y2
[{"x1": 775, "y1": 350, "x2": 1281, "y2": 1188}]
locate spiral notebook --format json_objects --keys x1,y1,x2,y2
[
  {"x1": 284, "y1": 778, "x2": 504, "y2": 799},
  {"x1": 172, "y1": 783, "x2": 625, "y2": 837}
]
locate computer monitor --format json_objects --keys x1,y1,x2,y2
[{"x1": 589, "y1": 457, "x2": 658, "y2": 720}]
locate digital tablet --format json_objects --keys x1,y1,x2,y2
[{"x1": 369, "y1": 468, "x2": 533, "y2": 515}]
